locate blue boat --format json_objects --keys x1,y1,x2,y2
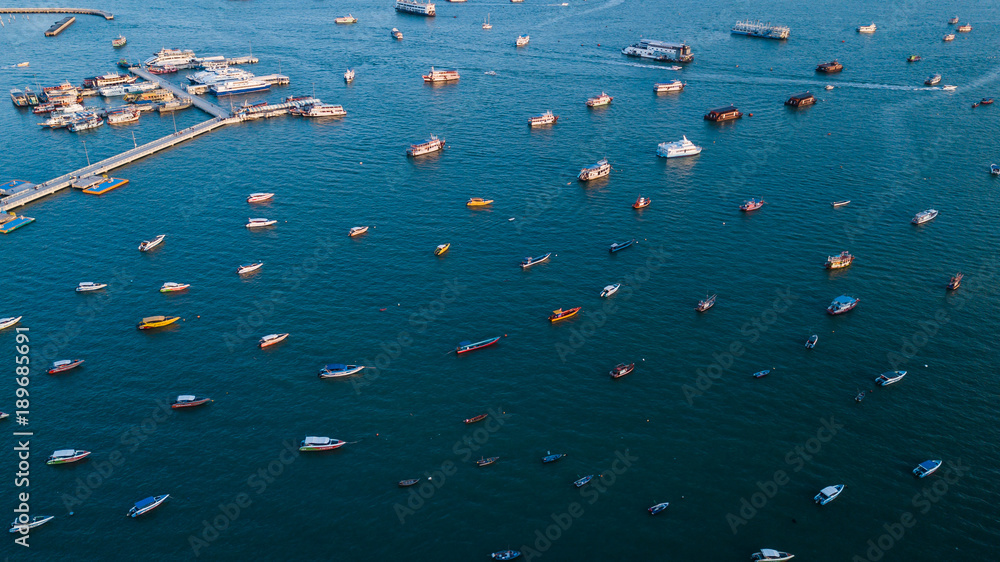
[
  {"x1": 913, "y1": 460, "x2": 942, "y2": 478},
  {"x1": 648, "y1": 502, "x2": 669, "y2": 515},
  {"x1": 456, "y1": 336, "x2": 501, "y2": 354},
  {"x1": 573, "y1": 475, "x2": 593, "y2": 487},
  {"x1": 492, "y1": 551, "x2": 521, "y2": 561},
  {"x1": 542, "y1": 452, "x2": 566, "y2": 463},
  {"x1": 609, "y1": 238, "x2": 636, "y2": 253},
  {"x1": 127, "y1": 494, "x2": 169, "y2": 517},
  {"x1": 752, "y1": 369, "x2": 770, "y2": 378},
  {"x1": 520, "y1": 252, "x2": 551, "y2": 269}
]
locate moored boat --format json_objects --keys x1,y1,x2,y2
[
  {"x1": 46, "y1": 449, "x2": 91, "y2": 465},
  {"x1": 832, "y1": 200, "x2": 851, "y2": 207},
  {"x1": 138, "y1": 315, "x2": 181, "y2": 330},
  {"x1": 237, "y1": 262, "x2": 263, "y2": 275},
  {"x1": 857, "y1": 23, "x2": 877, "y2": 33},
  {"x1": 515, "y1": 35, "x2": 530, "y2": 47},
  {"x1": 466, "y1": 198, "x2": 494, "y2": 207},
  {"x1": 740, "y1": 198, "x2": 765, "y2": 211},
  {"x1": 457, "y1": 336, "x2": 501, "y2": 354},
  {"x1": 907, "y1": 55, "x2": 921, "y2": 62},
  {"x1": 334, "y1": 14, "x2": 358, "y2": 24},
  {"x1": 464, "y1": 413, "x2": 488, "y2": 424},
  {"x1": 160, "y1": 282, "x2": 190, "y2": 293},
  {"x1": 696, "y1": 294, "x2": 716, "y2": 312},
  {"x1": 578, "y1": 158, "x2": 611, "y2": 181},
  {"x1": 943, "y1": 34, "x2": 955, "y2": 41},
  {"x1": 549, "y1": 307, "x2": 581, "y2": 322},
  {"x1": 653, "y1": 80, "x2": 685, "y2": 93},
  {"x1": 911, "y1": 209, "x2": 938, "y2": 224},
  {"x1": 477, "y1": 456, "x2": 499, "y2": 467},
  {"x1": 913, "y1": 460, "x2": 942, "y2": 478},
  {"x1": 948, "y1": 16, "x2": 959, "y2": 24},
  {"x1": 349, "y1": 226, "x2": 369, "y2": 237},
  {"x1": 299, "y1": 436, "x2": 347, "y2": 451},
  {"x1": 128, "y1": 495, "x2": 169, "y2": 517},
  {"x1": 752, "y1": 549, "x2": 795, "y2": 561},
  {"x1": 957, "y1": 23, "x2": 971, "y2": 32},
  {"x1": 319, "y1": 364, "x2": 365, "y2": 379},
  {"x1": 816, "y1": 60, "x2": 843, "y2": 73},
  {"x1": 609, "y1": 238, "x2": 636, "y2": 253},
  {"x1": 814, "y1": 484, "x2": 844, "y2": 505},
  {"x1": 633, "y1": 196, "x2": 651, "y2": 209},
  {"x1": 874, "y1": 370, "x2": 906, "y2": 386},
  {"x1": 805, "y1": 334, "x2": 818, "y2": 349},
  {"x1": 399, "y1": 479, "x2": 420, "y2": 487},
  {"x1": 600, "y1": 284, "x2": 620, "y2": 298},
  {"x1": 520, "y1": 253, "x2": 551, "y2": 269},
  {"x1": 825, "y1": 251, "x2": 854, "y2": 269},
  {"x1": 171, "y1": 395, "x2": 212, "y2": 408},
  {"x1": 76, "y1": 282, "x2": 107, "y2": 292},
  {"x1": 574, "y1": 475, "x2": 594, "y2": 487},
  {"x1": 422, "y1": 67, "x2": 459, "y2": 83},
  {"x1": 391, "y1": 28, "x2": 403, "y2": 40},
  {"x1": 855, "y1": 390, "x2": 866, "y2": 403},
  {"x1": 138, "y1": 234, "x2": 166, "y2": 252},
  {"x1": 981, "y1": 98, "x2": 994, "y2": 105},
  {"x1": 826, "y1": 295, "x2": 859, "y2": 315},
  {"x1": 112, "y1": 35, "x2": 127, "y2": 47},
  {"x1": 657, "y1": 136, "x2": 702, "y2": 158},
  {"x1": 48, "y1": 359, "x2": 84, "y2": 374},
  {"x1": 704, "y1": 105, "x2": 742, "y2": 121},
  {"x1": 344, "y1": 68, "x2": 355, "y2": 83},
  {"x1": 9, "y1": 515, "x2": 54, "y2": 533},
  {"x1": 492, "y1": 550, "x2": 520, "y2": 560},
  {"x1": 947, "y1": 272, "x2": 963, "y2": 290},
  {"x1": 752, "y1": 369, "x2": 770, "y2": 379},
  {"x1": 407, "y1": 135, "x2": 445, "y2": 156},
  {"x1": 610, "y1": 362, "x2": 635, "y2": 379},
  {"x1": 542, "y1": 452, "x2": 566, "y2": 463},
  {"x1": 435, "y1": 243, "x2": 450, "y2": 256},
  {"x1": 528, "y1": 110, "x2": 558, "y2": 127},
  {"x1": 0, "y1": 316, "x2": 23, "y2": 331},
  {"x1": 247, "y1": 192, "x2": 275, "y2": 203},
  {"x1": 991, "y1": 164, "x2": 1000, "y2": 176},
  {"x1": 259, "y1": 333, "x2": 289, "y2": 348},
  {"x1": 648, "y1": 502, "x2": 669, "y2": 515},
  {"x1": 586, "y1": 92, "x2": 613, "y2": 107},
  {"x1": 246, "y1": 218, "x2": 277, "y2": 229}
]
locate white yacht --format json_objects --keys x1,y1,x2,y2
[
  {"x1": 857, "y1": 23, "x2": 877, "y2": 33},
  {"x1": 482, "y1": 14, "x2": 492, "y2": 29},
  {"x1": 99, "y1": 82, "x2": 157, "y2": 97},
  {"x1": 657, "y1": 136, "x2": 702, "y2": 158},
  {"x1": 76, "y1": 282, "x2": 107, "y2": 292},
  {"x1": 246, "y1": 218, "x2": 277, "y2": 229},
  {"x1": 621, "y1": 39, "x2": 693, "y2": 62},
  {"x1": 911, "y1": 209, "x2": 938, "y2": 224}
]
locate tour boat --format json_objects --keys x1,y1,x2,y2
[
  {"x1": 814, "y1": 484, "x2": 844, "y2": 505},
  {"x1": 246, "y1": 218, "x2": 277, "y2": 229},
  {"x1": 957, "y1": 23, "x2": 971, "y2": 32},
  {"x1": 574, "y1": 475, "x2": 594, "y2": 487},
  {"x1": 549, "y1": 307, "x2": 581, "y2": 322},
  {"x1": 391, "y1": 28, "x2": 403, "y2": 40},
  {"x1": 991, "y1": 164, "x2": 1000, "y2": 176},
  {"x1": 76, "y1": 282, "x2": 107, "y2": 292},
  {"x1": 171, "y1": 395, "x2": 212, "y2": 408},
  {"x1": 477, "y1": 456, "x2": 499, "y2": 467},
  {"x1": 816, "y1": 60, "x2": 843, "y2": 73},
  {"x1": 610, "y1": 362, "x2": 635, "y2": 379},
  {"x1": 128, "y1": 495, "x2": 169, "y2": 517},
  {"x1": 948, "y1": 16, "x2": 959, "y2": 24},
  {"x1": 542, "y1": 452, "x2": 566, "y2": 463},
  {"x1": 943, "y1": 34, "x2": 955, "y2": 41},
  {"x1": 947, "y1": 273, "x2": 963, "y2": 290},
  {"x1": 248, "y1": 192, "x2": 275, "y2": 203},
  {"x1": 112, "y1": 35, "x2": 127, "y2": 47},
  {"x1": 482, "y1": 14, "x2": 492, "y2": 30},
  {"x1": 752, "y1": 549, "x2": 795, "y2": 561},
  {"x1": 586, "y1": 92, "x2": 613, "y2": 107},
  {"x1": 827, "y1": 295, "x2": 859, "y2": 315},
  {"x1": 600, "y1": 284, "x2": 620, "y2": 298},
  {"x1": 319, "y1": 364, "x2": 365, "y2": 379},
  {"x1": 68, "y1": 115, "x2": 105, "y2": 132},
  {"x1": 259, "y1": 333, "x2": 289, "y2": 348},
  {"x1": 399, "y1": 479, "x2": 420, "y2": 487},
  {"x1": 981, "y1": 98, "x2": 994, "y2": 105},
  {"x1": 9, "y1": 515, "x2": 54, "y2": 533},
  {"x1": 648, "y1": 502, "x2": 669, "y2": 515},
  {"x1": 516, "y1": 35, "x2": 530, "y2": 47},
  {"x1": 238, "y1": 262, "x2": 264, "y2": 275},
  {"x1": 33, "y1": 103, "x2": 56, "y2": 114},
  {"x1": 407, "y1": 135, "x2": 445, "y2": 156},
  {"x1": 528, "y1": 110, "x2": 558, "y2": 127},
  {"x1": 609, "y1": 238, "x2": 636, "y2": 253},
  {"x1": 520, "y1": 253, "x2": 551, "y2": 269},
  {"x1": 824, "y1": 251, "x2": 854, "y2": 269},
  {"x1": 335, "y1": 14, "x2": 358, "y2": 24},
  {"x1": 299, "y1": 436, "x2": 347, "y2": 451},
  {"x1": 875, "y1": 370, "x2": 907, "y2": 386},
  {"x1": 913, "y1": 460, "x2": 942, "y2": 478},
  {"x1": 456, "y1": 336, "x2": 501, "y2": 354},
  {"x1": 578, "y1": 158, "x2": 611, "y2": 181},
  {"x1": 107, "y1": 109, "x2": 140, "y2": 125},
  {"x1": 48, "y1": 359, "x2": 84, "y2": 374},
  {"x1": 657, "y1": 136, "x2": 702, "y2": 158},
  {"x1": 464, "y1": 414, "x2": 488, "y2": 424},
  {"x1": 435, "y1": 243, "x2": 450, "y2": 256},
  {"x1": 138, "y1": 315, "x2": 181, "y2": 330},
  {"x1": 633, "y1": 196, "x2": 651, "y2": 209},
  {"x1": 422, "y1": 67, "x2": 460, "y2": 83},
  {"x1": 805, "y1": 334, "x2": 818, "y2": 349},
  {"x1": 696, "y1": 294, "x2": 717, "y2": 312},
  {"x1": 740, "y1": 198, "x2": 765, "y2": 211},
  {"x1": 344, "y1": 69, "x2": 355, "y2": 83},
  {"x1": 466, "y1": 198, "x2": 494, "y2": 207},
  {"x1": 395, "y1": 0, "x2": 436, "y2": 16},
  {"x1": 138, "y1": 234, "x2": 166, "y2": 252},
  {"x1": 160, "y1": 282, "x2": 190, "y2": 293},
  {"x1": 46, "y1": 449, "x2": 91, "y2": 465},
  {"x1": 492, "y1": 551, "x2": 520, "y2": 561},
  {"x1": 349, "y1": 226, "x2": 369, "y2": 237},
  {"x1": 925, "y1": 74, "x2": 942, "y2": 86},
  {"x1": 653, "y1": 80, "x2": 685, "y2": 93},
  {"x1": 752, "y1": 369, "x2": 770, "y2": 379},
  {"x1": 907, "y1": 55, "x2": 921, "y2": 62},
  {"x1": 857, "y1": 23, "x2": 877, "y2": 33},
  {"x1": 911, "y1": 209, "x2": 938, "y2": 224},
  {"x1": 0, "y1": 317, "x2": 22, "y2": 331},
  {"x1": 832, "y1": 200, "x2": 850, "y2": 207}
]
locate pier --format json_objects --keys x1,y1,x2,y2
[
  {"x1": 0, "y1": 7, "x2": 113, "y2": 19},
  {"x1": 44, "y1": 16, "x2": 75, "y2": 36},
  {"x1": 129, "y1": 66, "x2": 231, "y2": 119}
]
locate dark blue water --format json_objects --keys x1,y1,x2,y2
[{"x1": 2, "y1": 0, "x2": 999, "y2": 560}]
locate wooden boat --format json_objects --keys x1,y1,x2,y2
[
  {"x1": 913, "y1": 460, "x2": 942, "y2": 478},
  {"x1": 259, "y1": 333, "x2": 289, "y2": 348},
  {"x1": 46, "y1": 449, "x2": 91, "y2": 465},
  {"x1": 237, "y1": 262, "x2": 263, "y2": 275},
  {"x1": 171, "y1": 395, "x2": 212, "y2": 409},
  {"x1": 299, "y1": 436, "x2": 347, "y2": 451},
  {"x1": 492, "y1": 550, "x2": 521, "y2": 561},
  {"x1": 816, "y1": 60, "x2": 843, "y2": 73},
  {"x1": 247, "y1": 192, "x2": 274, "y2": 203},
  {"x1": 832, "y1": 200, "x2": 850, "y2": 207},
  {"x1": 752, "y1": 369, "x2": 770, "y2": 379},
  {"x1": 704, "y1": 105, "x2": 742, "y2": 121},
  {"x1": 648, "y1": 502, "x2": 669, "y2": 515},
  {"x1": 76, "y1": 282, "x2": 107, "y2": 292},
  {"x1": 947, "y1": 273, "x2": 963, "y2": 290},
  {"x1": 128, "y1": 495, "x2": 169, "y2": 517},
  {"x1": 943, "y1": 34, "x2": 955, "y2": 41},
  {"x1": 814, "y1": 484, "x2": 844, "y2": 505},
  {"x1": 464, "y1": 413, "x2": 488, "y2": 424},
  {"x1": 477, "y1": 456, "x2": 499, "y2": 467},
  {"x1": 399, "y1": 479, "x2": 420, "y2": 487},
  {"x1": 610, "y1": 362, "x2": 635, "y2": 379},
  {"x1": 633, "y1": 196, "x2": 651, "y2": 209},
  {"x1": 826, "y1": 295, "x2": 859, "y2": 315},
  {"x1": 349, "y1": 226, "x2": 369, "y2": 237},
  {"x1": 8, "y1": 515, "x2": 54, "y2": 533},
  {"x1": 824, "y1": 251, "x2": 854, "y2": 269},
  {"x1": 574, "y1": 475, "x2": 594, "y2": 487},
  {"x1": 0, "y1": 316, "x2": 22, "y2": 331},
  {"x1": 805, "y1": 334, "x2": 818, "y2": 349},
  {"x1": 138, "y1": 234, "x2": 166, "y2": 252},
  {"x1": 907, "y1": 55, "x2": 921, "y2": 62},
  {"x1": 520, "y1": 253, "x2": 551, "y2": 269},
  {"x1": 548, "y1": 307, "x2": 581, "y2": 322},
  {"x1": 466, "y1": 198, "x2": 494, "y2": 207},
  {"x1": 456, "y1": 336, "x2": 501, "y2": 354},
  {"x1": 137, "y1": 315, "x2": 180, "y2": 330},
  {"x1": 335, "y1": 14, "x2": 358, "y2": 23},
  {"x1": 752, "y1": 549, "x2": 795, "y2": 561},
  {"x1": 981, "y1": 98, "x2": 994, "y2": 105},
  {"x1": 600, "y1": 284, "x2": 620, "y2": 298},
  {"x1": 160, "y1": 282, "x2": 190, "y2": 293},
  {"x1": 875, "y1": 370, "x2": 906, "y2": 386},
  {"x1": 542, "y1": 452, "x2": 566, "y2": 463},
  {"x1": 435, "y1": 243, "x2": 450, "y2": 256},
  {"x1": 696, "y1": 294, "x2": 717, "y2": 312},
  {"x1": 246, "y1": 218, "x2": 277, "y2": 228},
  {"x1": 47, "y1": 359, "x2": 84, "y2": 374},
  {"x1": 609, "y1": 238, "x2": 636, "y2": 253},
  {"x1": 740, "y1": 198, "x2": 765, "y2": 211},
  {"x1": 112, "y1": 35, "x2": 127, "y2": 47},
  {"x1": 318, "y1": 364, "x2": 365, "y2": 379}
]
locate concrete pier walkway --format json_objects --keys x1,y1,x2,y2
[
  {"x1": 129, "y1": 67, "x2": 232, "y2": 119},
  {"x1": 0, "y1": 7, "x2": 114, "y2": 19}
]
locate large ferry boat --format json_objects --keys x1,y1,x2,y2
[
  {"x1": 395, "y1": 0, "x2": 436, "y2": 16},
  {"x1": 578, "y1": 158, "x2": 611, "y2": 181},
  {"x1": 210, "y1": 79, "x2": 271, "y2": 96},
  {"x1": 824, "y1": 251, "x2": 854, "y2": 269},
  {"x1": 99, "y1": 82, "x2": 157, "y2": 97},
  {"x1": 422, "y1": 67, "x2": 459, "y2": 83},
  {"x1": 621, "y1": 39, "x2": 693, "y2": 63},
  {"x1": 407, "y1": 135, "x2": 445, "y2": 156},
  {"x1": 187, "y1": 67, "x2": 251, "y2": 84},
  {"x1": 83, "y1": 73, "x2": 137, "y2": 88},
  {"x1": 293, "y1": 104, "x2": 347, "y2": 118},
  {"x1": 731, "y1": 20, "x2": 790, "y2": 39},
  {"x1": 654, "y1": 80, "x2": 685, "y2": 93},
  {"x1": 656, "y1": 136, "x2": 702, "y2": 158},
  {"x1": 586, "y1": 92, "x2": 613, "y2": 107},
  {"x1": 528, "y1": 110, "x2": 558, "y2": 127},
  {"x1": 144, "y1": 48, "x2": 197, "y2": 68}
]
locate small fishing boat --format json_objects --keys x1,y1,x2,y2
[
  {"x1": 925, "y1": 74, "x2": 942, "y2": 86},
  {"x1": 335, "y1": 14, "x2": 358, "y2": 24},
  {"x1": 259, "y1": 333, "x2": 289, "y2": 348},
  {"x1": 600, "y1": 284, "x2": 620, "y2": 298},
  {"x1": 948, "y1": 16, "x2": 959, "y2": 24},
  {"x1": 344, "y1": 68, "x2": 355, "y2": 83},
  {"x1": 318, "y1": 364, "x2": 365, "y2": 379},
  {"x1": 943, "y1": 34, "x2": 955, "y2": 41},
  {"x1": 633, "y1": 196, "x2": 651, "y2": 209},
  {"x1": 477, "y1": 456, "x2": 499, "y2": 467},
  {"x1": 515, "y1": 35, "x2": 529, "y2": 47},
  {"x1": 399, "y1": 479, "x2": 420, "y2": 487},
  {"x1": 957, "y1": 23, "x2": 972, "y2": 32},
  {"x1": 435, "y1": 243, "x2": 450, "y2": 256},
  {"x1": 457, "y1": 336, "x2": 501, "y2": 354},
  {"x1": 907, "y1": 55, "x2": 921, "y2": 62},
  {"x1": 947, "y1": 272, "x2": 963, "y2": 290},
  {"x1": 805, "y1": 334, "x2": 818, "y2": 349},
  {"x1": 740, "y1": 198, "x2": 765, "y2": 211},
  {"x1": 814, "y1": 484, "x2": 844, "y2": 505},
  {"x1": 0, "y1": 316, "x2": 22, "y2": 331},
  {"x1": 574, "y1": 475, "x2": 594, "y2": 488},
  {"x1": 466, "y1": 198, "x2": 494, "y2": 207},
  {"x1": 492, "y1": 551, "x2": 521, "y2": 561},
  {"x1": 610, "y1": 363, "x2": 635, "y2": 379},
  {"x1": 171, "y1": 395, "x2": 212, "y2": 409},
  {"x1": 112, "y1": 35, "x2": 127, "y2": 47},
  {"x1": 464, "y1": 413, "x2": 488, "y2": 424},
  {"x1": 913, "y1": 460, "x2": 942, "y2": 478},
  {"x1": 238, "y1": 262, "x2": 264, "y2": 275},
  {"x1": 991, "y1": 164, "x2": 1000, "y2": 176},
  {"x1": 855, "y1": 390, "x2": 866, "y2": 403},
  {"x1": 911, "y1": 209, "x2": 938, "y2": 224},
  {"x1": 0, "y1": 412, "x2": 7, "y2": 420},
  {"x1": 825, "y1": 250, "x2": 854, "y2": 269},
  {"x1": 349, "y1": 226, "x2": 369, "y2": 237},
  {"x1": 520, "y1": 253, "x2": 551, "y2": 269},
  {"x1": 827, "y1": 295, "x2": 859, "y2": 315},
  {"x1": 138, "y1": 234, "x2": 166, "y2": 252},
  {"x1": 586, "y1": 92, "x2": 613, "y2": 107},
  {"x1": 752, "y1": 369, "x2": 770, "y2": 379},
  {"x1": 874, "y1": 370, "x2": 906, "y2": 386},
  {"x1": 391, "y1": 28, "x2": 403, "y2": 40},
  {"x1": 137, "y1": 315, "x2": 180, "y2": 330},
  {"x1": 247, "y1": 192, "x2": 274, "y2": 203},
  {"x1": 160, "y1": 282, "x2": 190, "y2": 293},
  {"x1": 695, "y1": 294, "x2": 717, "y2": 312},
  {"x1": 299, "y1": 436, "x2": 347, "y2": 451},
  {"x1": 832, "y1": 200, "x2": 850, "y2": 207},
  {"x1": 76, "y1": 282, "x2": 107, "y2": 292},
  {"x1": 549, "y1": 307, "x2": 581, "y2": 322},
  {"x1": 48, "y1": 359, "x2": 84, "y2": 374},
  {"x1": 752, "y1": 549, "x2": 795, "y2": 561},
  {"x1": 941, "y1": 85, "x2": 957, "y2": 91},
  {"x1": 648, "y1": 502, "x2": 669, "y2": 515},
  {"x1": 128, "y1": 495, "x2": 169, "y2": 517},
  {"x1": 542, "y1": 452, "x2": 566, "y2": 463},
  {"x1": 609, "y1": 238, "x2": 636, "y2": 253},
  {"x1": 9, "y1": 515, "x2": 54, "y2": 533},
  {"x1": 246, "y1": 218, "x2": 277, "y2": 229},
  {"x1": 46, "y1": 449, "x2": 91, "y2": 465},
  {"x1": 825, "y1": 85, "x2": 834, "y2": 90}
]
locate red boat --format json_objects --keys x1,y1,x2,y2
[
  {"x1": 48, "y1": 359, "x2": 84, "y2": 374},
  {"x1": 610, "y1": 363, "x2": 635, "y2": 379},
  {"x1": 33, "y1": 103, "x2": 55, "y2": 114},
  {"x1": 549, "y1": 307, "x2": 581, "y2": 322},
  {"x1": 464, "y1": 413, "x2": 488, "y2": 424},
  {"x1": 171, "y1": 395, "x2": 212, "y2": 409},
  {"x1": 633, "y1": 196, "x2": 651, "y2": 209},
  {"x1": 456, "y1": 336, "x2": 501, "y2": 354},
  {"x1": 740, "y1": 198, "x2": 765, "y2": 211}
]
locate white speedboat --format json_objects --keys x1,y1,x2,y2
[
  {"x1": 875, "y1": 370, "x2": 906, "y2": 386},
  {"x1": 825, "y1": 85, "x2": 834, "y2": 90},
  {"x1": 344, "y1": 68, "x2": 355, "y2": 83},
  {"x1": 516, "y1": 35, "x2": 530, "y2": 47},
  {"x1": 259, "y1": 333, "x2": 289, "y2": 348},
  {"x1": 911, "y1": 209, "x2": 938, "y2": 224},
  {"x1": 138, "y1": 234, "x2": 166, "y2": 252},
  {"x1": 814, "y1": 484, "x2": 844, "y2": 505},
  {"x1": 941, "y1": 84, "x2": 957, "y2": 91},
  {"x1": 128, "y1": 495, "x2": 169, "y2": 517},
  {"x1": 657, "y1": 135, "x2": 702, "y2": 158},
  {"x1": 601, "y1": 283, "x2": 620, "y2": 298},
  {"x1": 159, "y1": 282, "x2": 190, "y2": 293},
  {"x1": 246, "y1": 218, "x2": 277, "y2": 229},
  {"x1": 9, "y1": 515, "x2": 54, "y2": 533},
  {"x1": 913, "y1": 460, "x2": 942, "y2": 478},
  {"x1": 299, "y1": 436, "x2": 347, "y2": 451},
  {"x1": 752, "y1": 549, "x2": 795, "y2": 561},
  {"x1": 857, "y1": 23, "x2": 877, "y2": 33},
  {"x1": 319, "y1": 363, "x2": 366, "y2": 379},
  {"x1": 247, "y1": 192, "x2": 274, "y2": 203},
  {"x1": 237, "y1": 262, "x2": 263, "y2": 275},
  {"x1": 76, "y1": 282, "x2": 107, "y2": 292},
  {"x1": 0, "y1": 316, "x2": 23, "y2": 331}
]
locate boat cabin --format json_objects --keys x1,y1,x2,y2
[
  {"x1": 785, "y1": 92, "x2": 816, "y2": 107},
  {"x1": 704, "y1": 105, "x2": 743, "y2": 121}
]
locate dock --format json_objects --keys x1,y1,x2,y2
[
  {"x1": 129, "y1": 66, "x2": 231, "y2": 119},
  {"x1": 0, "y1": 7, "x2": 113, "y2": 19},
  {"x1": 45, "y1": 16, "x2": 75, "y2": 36},
  {"x1": 235, "y1": 97, "x2": 319, "y2": 120}
]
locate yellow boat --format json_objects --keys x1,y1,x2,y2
[
  {"x1": 138, "y1": 315, "x2": 181, "y2": 330},
  {"x1": 466, "y1": 198, "x2": 494, "y2": 207},
  {"x1": 435, "y1": 243, "x2": 450, "y2": 256},
  {"x1": 548, "y1": 307, "x2": 581, "y2": 322}
]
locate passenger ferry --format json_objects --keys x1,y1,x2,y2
[
  {"x1": 824, "y1": 251, "x2": 854, "y2": 269},
  {"x1": 785, "y1": 92, "x2": 816, "y2": 107},
  {"x1": 816, "y1": 60, "x2": 843, "y2": 73},
  {"x1": 99, "y1": 82, "x2": 157, "y2": 97},
  {"x1": 957, "y1": 23, "x2": 972, "y2": 32},
  {"x1": 528, "y1": 110, "x2": 558, "y2": 127},
  {"x1": 84, "y1": 73, "x2": 137, "y2": 88},
  {"x1": 586, "y1": 92, "x2": 613, "y2": 107},
  {"x1": 344, "y1": 68, "x2": 355, "y2": 83},
  {"x1": 144, "y1": 48, "x2": 197, "y2": 68},
  {"x1": 704, "y1": 105, "x2": 742, "y2": 122},
  {"x1": 294, "y1": 104, "x2": 346, "y2": 117},
  {"x1": 578, "y1": 158, "x2": 611, "y2": 181},
  {"x1": 407, "y1": 135, "x2": 445, "y2": 156},
  {"x1": 516, "y1": 35, "x2": 530, "y2": 47},
  {"x1": 621, "y1": 39, "x2": 693, "y2": 62},
  {"x1": 857, "y1": 23, "x2": 877, "y2": 33},
  {"x1": 210, "y1": 79, "x2": 271, "y2": 96},
  {"x1": 68, "y1": 116, "x2": 104, "y2": 132},
  {"x1": 423, "y1": 67, "x2": 460, "y2": 83},
  {"x1": 123, "y1": 89, "x2": 174, "y2": 103},
  {"x1": 653, "y1": 80, "x2": 685, "y2": 93},
  {"x1": 731, "y1": 20, "x2": 790, "y2": 39},
  {"x1": 656, "y1": 136, "x2": 702, "y2": 158},
  {"x1": 395, "y1": 0, "x2": 436, "y2": 16},
  {"x1": 107, "y1": 110, "x2": 140, "y2": 125}
]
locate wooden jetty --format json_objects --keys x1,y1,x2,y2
[{"x1": 0, "y1": 7, "x2": 114, "y2": 19}]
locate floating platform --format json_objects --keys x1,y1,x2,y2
[
  {"x1": 45, "y1": 16, "x2": 76, "y2": 36},
  {"x1": 0, "y1": 213, "x2": 35, "y2": 233},
  {"x1": 0, "y1": 179, "x2": 35, "y2": 196},
  {"x1": 76, "y1": 177, "x2": 129, "y2": 194}
]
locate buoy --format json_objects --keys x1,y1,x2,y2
[{"x1": 749, "y1": 113, "x2": 753, "y2": 117}]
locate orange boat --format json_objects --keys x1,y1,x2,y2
[
  {"x1": 548, "y1": 307, "x2": 581, "y2": 322},
  {"x1": 633, "y1": 196, "x2": 651, "y2": 209},
  {"x1": 466, "y1": 198, "x2": 494, "y2": 207}
]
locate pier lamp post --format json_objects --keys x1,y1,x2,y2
[
  {"x1": 82, "y1": 139, "x2": 91, "y2": 166},
  {"x1": 172, "y1": 111, "x2": 177, "y2": 134}
]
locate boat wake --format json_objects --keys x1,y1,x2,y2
[
  {"x1": 535, "y1": 0, "x2": 625, "y2": 28},
  {"x1": 681, "y1": 72, "x2": 951, "y2": 91}
]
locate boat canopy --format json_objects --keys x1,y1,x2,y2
[
  {"x1": 761, "y1": 550, "x2": 782, "y2": 557},
  {"x1": 304, "y1": 436, "x2": 330, "y2": 445},
  {"x1": 141, "y1": 316, "x2": 166, "y2": 322},
  {"x1": 52, "y1": 449, "x2": 77, "y2": 457},
  {"x1": 710, "y1": 105, "x2": 739, "y2": 113},
  {"x1": 53, "y1": 359, "x2": 72, "y2": 366},
  {"x1": 134, "y1": 496, "x2": 157, "y2": 509},
  {"x1": 458, "y1": 341, "x2": 472, "y2": 347},
  {"x1": 323, "y1": 364, "x2": 348, "y2": 371},
  {"x1": 832, "y1": 295, "x2": 855, "y2": 305},
  {"x1": 820, "y1": 485, "x2": 839, "y2": 496},
  {"x1": 790, "y1": 91, "x2": 813, "y2": 99},
  {"x1": 177, "y1": 395, "x2": 196, "y2": 402},
  {"x1": 919, "y1": 460, "x2": 940, "y2": 470}
]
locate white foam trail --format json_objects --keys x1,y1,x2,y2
[{"x1": 535, "y1": 0, "x2": 626, "y2": 28}]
